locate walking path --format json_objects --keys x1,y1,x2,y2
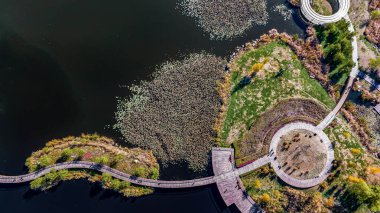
[
  {"x1": 0, "y1": 149, "x2": 269, "y2": 188},
  {"x1": 0, "y1": 148, "x2": 267, "y2": 212}
]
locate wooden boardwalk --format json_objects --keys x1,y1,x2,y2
[
  {"x1": 0, "y1": 145, "x2": 330, "y2": 212},
  {"x1": 212, "y1": 148, "x2": 264, "y2": 213},
  {"x1": 0, "y1": 161, "x2": 216, "y2": 188},
  {"x1": 0, "y1": 148, "x2": 266, "y2": 212}
]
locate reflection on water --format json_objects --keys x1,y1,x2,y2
[{"x1": 0, "y1": 0, "x2": 306, "y2": 212}]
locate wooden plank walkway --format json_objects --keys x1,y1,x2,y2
[
  {"x1": 212, "y1": 148, "x2": 264, "y2": 213},
  {"x1": 0, "y1": 161, "x2": 216, "y2": 188},
  {"x1": 0, "y1": 148, "x2": 265, "y2": 213}
]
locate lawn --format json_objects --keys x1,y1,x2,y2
[{"x1": 219, "y1": 41, "x2": 335, "y2": 146}]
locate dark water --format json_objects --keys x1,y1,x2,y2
[{"x1": 0, "y1": 0, "x2": 305, "y2": 212}]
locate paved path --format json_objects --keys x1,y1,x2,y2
[{"x1": 300, "y1": 0, "x2": 350, "y2": 25}]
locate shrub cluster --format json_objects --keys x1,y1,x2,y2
[
  {"x1": 115, "y1": 53, "x2": 225, "y2": 172},
  {"x1": 316, "y1": 20, "x2": 355, "y2": 85},
  {"x1": 178, "y1": 0, "x2": 268, "y2": 40}
]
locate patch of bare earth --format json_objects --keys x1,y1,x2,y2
[{"x1": 276, "y1": 129, "x2": 327, "y2": 180}]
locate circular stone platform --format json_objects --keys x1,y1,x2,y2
[{"x1": 269, "y1": 122, "x2": 334, "y2": 188}]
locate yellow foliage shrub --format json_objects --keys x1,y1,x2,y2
[
  {"x1": 324, "y1": 196, "x2": 335, "y2": 208},
  {"x1": 350, "y1": 148, "x2": 361, "y2": 155},
  {"x1": 368, "y1": 166, "x2": 380, "y2": 174},
  {"x1": 261, "y1": 193, "x2": 271, "y2": 203},
  {"x1": 254, "y1": 179, "x2": 261, "y2": 189},
  {"x1": 343, "y1": 131, "x2": 351, "y2": 139},
  {"x1": 251, "y1": 63, "x2": 264, "y2": 72},
  {"x1": 348, "y1": 175, "x2": 364, "y2": 183}
]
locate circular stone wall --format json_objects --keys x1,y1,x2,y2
[{"x1": 269, "y1": 122, "x2": 334, "y2": 188}]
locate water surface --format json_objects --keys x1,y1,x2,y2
[{"x1": 0, "y1": 0, "x2": 305, "y2": 212}]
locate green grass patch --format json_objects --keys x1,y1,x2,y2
[{"x1": 220, "y1": 41, "x2": 335, "y2": 144}]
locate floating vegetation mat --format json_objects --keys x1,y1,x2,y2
[
  {"x1": 115, "y1": 53, "x2": 226, "y2": 171},
  {"x1": 179, "y1": 0, "x2": 268, "y2": 40}
]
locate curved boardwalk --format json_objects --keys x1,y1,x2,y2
[
  {"x1": 0, "y1": 148, "x2": 266, "y2": 212},
  {"x1": 301, "y1": 0, "x2": 350, "y2": 25},
  {"x1": 0, "y1": 161, "x2": 216, "y2": 188}
]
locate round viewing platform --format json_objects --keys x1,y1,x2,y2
[{"x1": 269, "y1": 122, "x2": 334, "y2": 188}]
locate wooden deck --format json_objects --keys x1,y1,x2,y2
[
  {"x1": 0, "y1": 148, "x2": 264, "y2": 213},
  {"x1": 212, "y1": 148, "x2": 264, "y2": 213}
]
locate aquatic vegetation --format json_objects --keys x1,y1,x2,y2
[
  {"x1": 178, "y1": 0, "x2": 268, "y2": 40},
  {"x1": 273, "y1": 4, "x2": 293, "y2": 21},
  {"x1": 115, "y1": 53, "x2": 226, "y2": 172}
]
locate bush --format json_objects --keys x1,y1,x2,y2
[
  {"x1": 101, "y1": 173, "x2": 112, "y2": 184},
  {"x1": 149, "y1": 168, "x2": 159, "y2": 179},
  {"x1": 94, "y1": 156, "x2": 109, "y2": 165},
  {"x1": 350, "y1": 148, "x2": 361, "y2": 155},
  {"x1": 370, "y1": 10, "x2": 380, "y2": 19},
  {"x1": 30, "y1": 169, "x2": 68, "y2": 190},
  {"x1": 110, "y1": 179, "x2": 121, "y2": 190},
  {"x1": 38, "y1": 155, "x2": 53, "y2": 167},
  {"x1": 316, "y1": 20, "x2": 354, "y2": 84},
  {"x1": 260, "y1": 193, "x2": 271, "y2": 203},
  {"x1": 133, "y1": 167, "x2": 147, "y2": 177},
  {"x1": 119, "y1": 181, "x2": 131, "y2": 189},
  {"x1": 369, "y1": 57, "x2": 380, "y2": 69},
  {"x1": 60, "y1": 148, "x2": 73, "y2": 161},
  {"x1": 253, "y1": 179, "x2": 261, "y2": 189},
  {"x1": 346, "y1": 181, "x2": 380, "y2": 211}
]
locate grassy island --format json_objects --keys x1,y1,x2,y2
[
  {"x1": 25, "y1": 134, "x2": 159, "y2": 197},
  {"x1": 217, "y1": 40, "x2": 334, "y2": 165}
]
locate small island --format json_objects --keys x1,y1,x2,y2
[{"x1": 25, "y1": 134, "x2": 159, "y2": 197}]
